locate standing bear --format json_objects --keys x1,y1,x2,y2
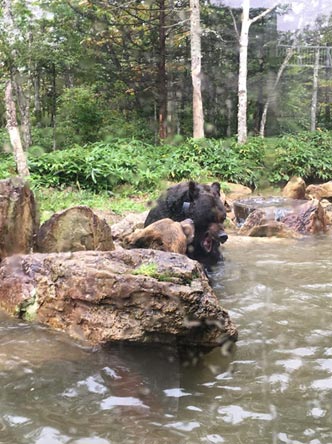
[{"x1": 144, "y1": 181, "x2": 228, "y2": 265}]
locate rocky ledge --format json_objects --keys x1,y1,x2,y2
[{"x1": 0, "y1": 248, "x2": 237, "y2": 350}]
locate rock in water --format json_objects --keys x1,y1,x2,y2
[
  {"x1": 0, "y1": 177, "x2": 39, "y2": 259},
  {"x1": 0, "y1": 249, "x2": 237, "y2": 350},
  {"x1": 36, "y1": 206, "x2": 114, "y2": 253}
]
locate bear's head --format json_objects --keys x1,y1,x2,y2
[
  {"x1": 176, "y1": 181, "x2": 226, "y2": 228},
  {"x1": 187, "y1": 222, "x2": 228, "y2": 267}
]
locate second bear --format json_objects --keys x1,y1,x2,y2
[{"x1": 123, "y1": 218, "x2": 195, "y2": 254}]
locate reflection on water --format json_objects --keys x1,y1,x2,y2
[{"x1": 1, "y1": 235, "x2": 332, "y2": 443}]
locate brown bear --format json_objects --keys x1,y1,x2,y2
[
  {"x1": 144, "y1": 181, "x2": 228, "y2": 265},
  {"x1": 123, "y1": 218, "x2": 195, "y2": 254}
]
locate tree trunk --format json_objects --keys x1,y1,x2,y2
[
  {"x1": 13, "y1": 75, "x2": 32, "y2": 149},
  {"x1": 5, "y1": 80, "x2": 30, "y2": 178},
  {"x1": 324, "y1": 62, "x2": 331, "y2": 128},
  {"x1": 237, "y1": 0, "x2": 250, "y2": 144},
  {"x1": 190, "y1": 0, "x2": 204, "y2": 139},
  {"x1": 51, "y1": 63, "x2": 57, "y2": 150},
  {"x1": 33, "y1": 68, "x2": 42, "y2": 126},
  {"x1": 158, "y1": 0, "x2": 167, "y2": 140},
  {"x1": 311, "y1": 48, "x2": 320, "y2": 131},
  {"x1": 226, "y1": 98, "x2": 233, "y2": 137},
  {"x1": 260, "y1": 47, "x2": 295, "y2": 137}
]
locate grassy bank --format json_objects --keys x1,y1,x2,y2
[{"x1": 35, "y1": 188, "x2": 149, "y2": 224}]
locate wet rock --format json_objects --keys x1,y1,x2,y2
[
  {"x1": 239, "y1": 210, "x2": 302, "y2": 238},
  {"x1": 238, "y1": 199, "x2": 327, "y2": 237},
  {"x1": 111, "y1": 212, "x2": 148, "y2": 244},
  {"x1": 0, "y1": 177, "x2": 39, "y2": 259},
  {"x1": 320, "y1": 199, "x2": 332, "y2": 225},
  {"x1": 0, "y1": 249, "x2": 237, "y2": 349},
  {"x1": 233, "y1": 196, "x2": 307, "y2": 226},
  {"x1": 282, "y1": 199, "x2": 327, "y2": 234},
  {"x1": 36, "y1": 206, "x2": 114, "y2": 253},
  {"x1": 282, "y1": 176, "x2": 306, "y2": 199},
  {"x1": 306, "y1": 181, "x2": 332, "y2": 200}
]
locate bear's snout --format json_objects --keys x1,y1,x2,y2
[{"x1": 218, "y1": 231, "x2": 228, "y2": 244}]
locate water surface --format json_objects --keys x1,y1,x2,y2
[{"x1": 1, "y1": 235, "x2": 332, "y2": 444}]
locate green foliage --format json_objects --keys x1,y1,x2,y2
[
  {"x1": 30, "y1": 128, "x2": 54, "y2": 152},
  {"x1": 0, "y1": 154, "x2": 16, "y2": 179},
  {"x1": 132, "y1": 262, "x2": 175, "y2": 282},
  {"x1": 0, "y1": 130, "x2": 10, "y2": 152},
  {"x1": 27, "y1": 136, "x2": 267, "y2": 192},
  {"x1": 5, "y1": 132, "x2": 332, "y2": 193},
  {"x1": 56, "y1": 86, "x2": 104, "y2": 147},
  {"x1": 164, "y1": 137, "x2": 266, "y2": 188},
  {"x1": 28, "y1": 139, "x2": 165, "y2": 191},
  {"x1": 270, "y1": 130, "x2": 332, "y2": 183},
  {"x1": 35, "y1": 188, "x2": 146, "y2": 223}
]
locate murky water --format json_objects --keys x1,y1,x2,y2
[{"x1": 1, "y1": 236, "x2": 332, "y2": 444}]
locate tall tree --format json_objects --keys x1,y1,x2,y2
[
  {"x1": 259, "y1": 46, "x2": 295, "y2": 137},
  {"x1": 190, "y1": 0, "x2": 204, "y2": 138},
  {"x1": 2, "y1": 0, "x2": 30, "y2": 177},
  {"x1": 158, "y1": 0, "x2": 168, "y2": 140},
  {"x1": 231, "y1": 1, "x2": 277, "y2": 143},
  {"x1": 310, "y1": 48, "x2": 320, "y2": 131}
]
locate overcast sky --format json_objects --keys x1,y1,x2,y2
[{"x1": 213, "y1": 0, "x2": 332, "y2": 31}]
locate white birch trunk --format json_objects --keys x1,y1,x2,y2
[
  {"x1": 236, "y1": 1, "x2": 277, "y2": 143},
  {"x1": 237, "y1": 0, "x2": 250, "y2": 144},
  {"x1": 3, "y1": 0, "x2": 30, "y2": 177},
  {"x1": 311, "y1": 49, "x2": 320, "y2": 131},
  {"x1": 5, "y1": 81, "x2": 30, "y2": 178},
  {"x1": 190, "y1": 0, "x2": 204, "y2": 139}
]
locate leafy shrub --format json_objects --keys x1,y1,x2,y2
[
  {"x1": 164, "y1": 137, "x2": 266, "y2": 188},
  {"x1": 29, "y1": 139, "x2": 166, "y2": 191},
  {"x1": 56, "y1": 86, "x2": 104, "y2": 147},
  {"x1": 270, "y1": 130, "x2": 332, "y2": 183},
  {"x1": 0, "y1": 129, "x2": 11, "y2": 152},
  {"x1": 31, "y1": 127, "x2": 54, "y2": 152},
  {"x1": 0, "y1": 154, "x2": 16, "y2": 179},
  {"x1": 28, "y1": 136, "x2": 267, "y2": 191}
]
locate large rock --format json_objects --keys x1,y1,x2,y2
[
  {"x1": 111, "y1": 211, "x2": 148, "y2": 244},
  {"x1": 282, "y1": 176, "x2": 306, "y2": 199},
  {"x1": 0, "y1": 249, "x2": 237, "y2": 350},
  {"x1": 233, "y1": 196, "x2": 307, "y2": 225},
  {"x1": 239, "y1": 210, "x2": 302, "y2": 238},
  {"x1": 239, "y1": 199, "x2": 327, "y2": 237},
  {"x1": 282, "y1": 199, "x2": 327, "y2": 234},
  {"x1": 306, "y1": 181, "x2": 332, "y2": 200},
  {"x1": 0, "y1": 177, "x2": 39, "y2": 259},
  {"x1": 36, "y1": 206, "x2": 114, "y2": 253}
]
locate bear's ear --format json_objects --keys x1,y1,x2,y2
[
  {"x1": 188, "y1": 181, "x2": 199, "y2": 201},
  {"x1": 211, "y1": 182, "x2": 221, "y2": 197}
]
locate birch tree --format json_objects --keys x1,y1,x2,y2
[
  {"x1": 259, "y1": 46, "x2": 295, "y2": 137},
  {"x1": 2, "y1": 0, "x2": 30, "y2": 177},
  {"x1": 310, "y1": 48, "x2": 320, "y2": 131},
  {"x1": 5, "y1": 80, "x2": 30, "y2": 177},
  {"x1": 190, "y1": 0, "x2": 204, "y2": 139},
  {"x1": 232, "y1": 1, "x2": 277, "y2": 144}
]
